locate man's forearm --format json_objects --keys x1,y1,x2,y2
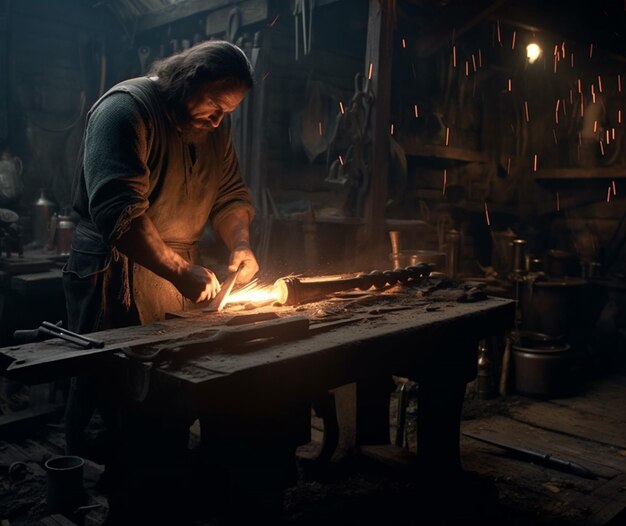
[
  {"x1": 113, "y1": 214, "x2": 189, "y2": 282},
  {"x1": 215, "y1": 207, "x2": 251, "y2": 250}
]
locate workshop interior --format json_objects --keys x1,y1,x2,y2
[{"x1": 0, "y1": 1, "x2": 625, "y2": 525}]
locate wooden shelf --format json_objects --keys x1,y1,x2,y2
[
  {"x1": 399, "y1": 139, "x2": 490, "y2": 163},
  {"x1": 534, "y1": 167, "x2": 626, "y2": 180}
]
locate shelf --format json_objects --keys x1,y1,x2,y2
[
  {"x1": 534, "y1": 167, "x2": 626, "y2": 180},
  {"x1": 399, "y1": 140, "x2": 490, "y2": 163}
]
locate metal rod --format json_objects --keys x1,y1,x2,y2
[{"x1": 273, "y1": 264, "x2": 431, "y2": 305}]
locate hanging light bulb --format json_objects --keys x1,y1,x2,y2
[{"x1": 526, "y1": 42, "x2": 542, "y2": 63}]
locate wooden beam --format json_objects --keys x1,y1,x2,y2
[
  {"x1": 137, "y1": 0, "x2": 268, "y2": 33},
  {"x1": 137, "y1": 0, "x2": 233, "y2": 31},
  {"x1": 416, "y1": 0, "x2": 508, "y2": 57},
  {"x1": 0, "y1": 0, "x2": 8, "y2": 142},
  {"x1": 360, "y1": 0, "x2": 395, "y2": 266},
  {"x1": 535, "y1": 167, "x2": 626, "y2": 180}
]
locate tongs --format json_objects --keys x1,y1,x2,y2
[{"x1": 13, "y1": 321, "x2": 105, "y2": 349}]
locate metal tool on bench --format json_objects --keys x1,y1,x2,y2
[
  {"x1": 13, "y1": 321, "x2": 105, "y2": 349},
  {"x1": 204, "y1": 261, "x2": 244, "y2": 312}
]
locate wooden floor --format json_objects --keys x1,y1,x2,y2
[{"x1": 0, "y1": 370, "x2": 625, "y2": 525}]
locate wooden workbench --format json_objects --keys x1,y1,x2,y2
[{"x1": 0, "y1": 292, "x2": 515, "y2": 475}]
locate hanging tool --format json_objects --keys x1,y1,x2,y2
[
  {"x1": 293, "y1": 0, "x2": 314, "y2": 59},
  {"x1": 13, "y1": 321, "x2": 105, "y2": 349},
  {"x1": 204, "y1": 261, "x2": 244, "y2": 312},
  {"x1": 462, "y1": 432, "x2": 600, "y2": 479}
]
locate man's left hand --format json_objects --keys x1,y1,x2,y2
[{"x1": 229, "y1": 245, "x2": 259, "y2": 284}]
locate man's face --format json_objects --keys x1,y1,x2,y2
[{"x1": 182, "y1": 81, "x2": 248, "y2": 140}]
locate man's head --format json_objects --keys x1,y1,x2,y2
[{"x1": 149, "y1": 40, "x2": 253, "y2": 137}]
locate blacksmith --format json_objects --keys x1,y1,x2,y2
[{"x1": 63, "y1": 40, "x2": 259, "y2": 524}]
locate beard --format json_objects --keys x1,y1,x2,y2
[{"x1": 180, "y1": 122, "x2": 212, "y2": 144}]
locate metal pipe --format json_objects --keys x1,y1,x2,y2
[{"x1": 273, "y1": 264, "x2": 431, "y2": 306}]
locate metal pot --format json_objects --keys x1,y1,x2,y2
[{"x1": 512, "y1": 342, "x2": 572, "y2": 398}]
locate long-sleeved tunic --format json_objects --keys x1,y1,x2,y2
[{"x1": 64, "y1": 77, "x2": 254, "y2": 330}]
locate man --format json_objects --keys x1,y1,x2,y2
[{"x1": 62, "y1": 40, "x2": 259, "y2": 524}]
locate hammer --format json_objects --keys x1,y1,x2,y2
[{"x1": 13, "y1": 321, "x2": 105, "y2": 349}]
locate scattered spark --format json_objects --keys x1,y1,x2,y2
[
  {"x1": 479, "y1": 49, "x2": 483, "y2": 67},
  {"x1": 339, "y1": 101, "x2": 345, "y2": 114},
  {"x1": 524, "y1": 100, "x2": 530, "y2": 122},
  {"x1": 368, "y1": 63, "x2": 373, "y2": 80},
  {"x1": 589, "y1": 43, "x2": 593, "y2": 58},
  {"x1": 613, "y1": 127, "x2": 616, "y2": 140},
  {"x1": 569, "y1": 89, "x2": 573, "y2": 105},
  {"x1": 619, "y1": 109, "x2": 622, "y2": 124},
  {"x1": 496, "y1": 20, "x2": 502, "y2": 45},
  {"x1": 263, "y1": 71, "x2": 270, "y2": 81},
  {"x1": 472, "y1": 54, "x2": 477, "y2": 72},
  {"x1": 553, "y1": 129, "x2": 558, "y2": 144},
  {"x1": 570, "y1": 53, "x2": 574, "y2": 68},
  {"x1": 553, "y1": 54, "x2": 558, "y2": 73},
  {"x1": 511, "y1": 30, "x2": 516, "y2": 50},
  {"x1": 453, "y1": 45, "x2": 457, "y2": 67},
  {"x1": 402, "y1": 37, "x2": 406, "y2": 49},
  {"x1": 577, "y1": 78, "x2": 582, "y2": 93},
  {"x1": 580, "y1": 93, "x2": 585, "y2": 117},
  {"x1": 613, "y1": 180, "x2": 617, "y2": 195},
  {"x1": 484, "y1": 202, "x2": 491, "y2": 226},
  {"x1": 508, "y1": 78, "x2": 512, "y2": 91},
  {"x1": 555, "y1": 100, "x2": 560, "y2": 124},
  {"x1": 338, "y1": 155, "x2": 344, "y2": 166},
  {"x1": 269, "y1": 14, "x2": 280, "y2": 27},
  {"x1": 445, "y1": 127, "x2": 450, "y2": 146},
  {"x1": 507, "y1": 157, "x2": 511, "y2": 175},
  {"x1": 619, "y1": 75, "x2": 622, "y2": 93},
  {"x1": 594, "y1": 120, "x2": 598, "y2": 133},
  {"x1": 561, "y1": 41, "x2": 566, "y2": 57},
  {"x1": 607, "y1": 186, "x2": 611, "y2": 202},
  {"x1": 600, "y1": 140, "x2": 605, "y2": 156},
  {"x1": 598, "y1": 75, "x2": 603, "y2": 92},
  {"x1": 465, "y1": 60, "x2": 469, "y2": 76},
  {"x1": 553, "y1": 44, "x2": 559, "y2": 56},
  {"x1": 606, "y1": 129, "x2": 610, "y2": 144},
  {"x1": 533, "y1": 153, "x2": 538, "y2": 172},
  {"x1": 318, "y1": 121, "x2": 323, "y2": 136},
  {"x1": 443, "y1": 169, "x2": 447, "y2": 194},
  {"x1": 556, "y1": 192, "x2": 560, "y2": 211},
  {"x1": 411, "y1": 63, "x2": 417, "y2": 80},
  {"x1": 562, "y1": 98, "x2": 567, "y2": 115},
  {"x1": 390, "y1": 123, "x2": 395, "y2": 135},
  {"x1": 414, "y1": 104, "x2": 419, "y2": 118}
]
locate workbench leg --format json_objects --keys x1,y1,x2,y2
[
  {"x1": 415, "y1": 341, "x2": 478, "y2": 477},
  {"x1": 355, "y1": 376, "x2": 396, "y2": 445}
]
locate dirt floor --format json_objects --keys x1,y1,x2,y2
[{"x1": 1, "y1": 369, "x2": 626, "y2": 526}]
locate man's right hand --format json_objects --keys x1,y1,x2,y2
[{"x1": 174, "y1": 264, "x2": 221, "y2": 303}]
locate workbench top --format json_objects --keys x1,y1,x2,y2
[{"x1": 0, "y1": 290, "x2": 515, "y2": 398}]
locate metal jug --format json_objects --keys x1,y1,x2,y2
[
  {"x1": 32, "y1": 189, "x2": 56, "y2": 248},
  {"x1": 54, "y1": 214, "x2": 75, "y2": 255},
  {"x1": 0, "y1": 150, "x2": 23, "y2": 207}
]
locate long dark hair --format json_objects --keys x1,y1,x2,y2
[{"x1": 148, "y1": 40, "x2": 254, "y2": 123}]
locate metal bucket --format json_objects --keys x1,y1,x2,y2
[
  {"x1": 512, "y1": 340, "x2": 572, "y2": 398},
  {"x1": 45, "y1": 455, "x2": 86, "y2": 514}
]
